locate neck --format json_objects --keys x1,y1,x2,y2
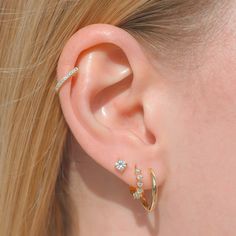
[{"x1": 67, "y1": 137, "x2": 159, "y2": 236}]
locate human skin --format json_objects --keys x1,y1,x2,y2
[{"x1": 57, "y1": 6, "x2": 236, "y2": 236}]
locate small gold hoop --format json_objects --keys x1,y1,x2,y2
[
  {"x1": 129, "y1": 168, "x2": 158, "y2": 212},
  {"x1": 55, "y1": 66, "x2": 79, "y2": 93}
]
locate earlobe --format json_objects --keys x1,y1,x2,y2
[{"x1": 56, "y1": 23, "x2": 166, "y2": 192}]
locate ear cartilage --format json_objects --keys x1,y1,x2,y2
[
  {"x1": 55, "y1": 66, "x2": 79, "y2": 93},
  {"x1": 114, "y1": 159, "x2": 127, "y2": 172}
]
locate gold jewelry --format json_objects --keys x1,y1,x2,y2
[
  {"x1": 129, "y1": 166, "x2": 158, "y2": 212},
  {"x1": 55, "y1": 66, "x2": 79, "y2": 93}
]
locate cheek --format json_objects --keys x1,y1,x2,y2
[{"x1": 159, "y1": 64, "x2": 236, "y2": 226}]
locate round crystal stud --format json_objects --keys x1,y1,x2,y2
[{"x1": 115, "y1": 160, "x2": 127, "y2": 172}]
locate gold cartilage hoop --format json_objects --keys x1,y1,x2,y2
[{"x1": 55, "y1": 66, "x2": 79, "y2": 93}]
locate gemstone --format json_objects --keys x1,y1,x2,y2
[
  {"x1": 135, "y1": 168, "x2": 141, "y2": 174},
  {"x1": 133, "y1": 191, "x2": 142, "y2": 199},
  {"x1": 137, "y1": 175, "x2": 143, "y2": 181},
  {"x1": 114, "y1": 160, "x2": 127, "y2": 172},
  {"x1": 137, "y1": 188, "x2": 143, "y2": 194},
  {"x1": 137, "y1": 181, "x2": 143, "y2": 188}
]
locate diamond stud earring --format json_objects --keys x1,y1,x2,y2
[{"x1": 114, "y1": 160, "x2": 127, "y2": 172}]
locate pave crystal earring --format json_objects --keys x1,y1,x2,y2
[
  {"x1": 129, "y1": 165, "x2": 158, "y2": 212},
  {"x1": 55, "y1": 66, "x2": 79, "y2": 93},
  {"x1": 131, "y1": 166, "x2": 144, "y2": 199}
]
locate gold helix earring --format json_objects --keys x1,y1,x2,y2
[
  {"x1": 129, "y1": 165, "x2": 158, "y2": 212},
  {"x1": 55, "y1": 66, "x2": 79, "y2": 93}
]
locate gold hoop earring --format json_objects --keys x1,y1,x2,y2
[
  {"x1": 129, "y1": 166, "x2": 158, "y2": 212},
  {"x1": 55, "y1": 66, "x2": 79, "y2": 93}
]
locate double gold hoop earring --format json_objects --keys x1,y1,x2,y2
[
  {"x1": 129, "y1": 165, "x2": 158, "y2": 212},
  {"x1": 56, "y1": 69, "x2": 158, "y2": 212},
  {"x1": 114, "y1": 161, "x2": 158, "y2": 212}
]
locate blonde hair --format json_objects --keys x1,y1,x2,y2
[{"x1": 0, "y1": 0, "x2": 224, "y2": 235}]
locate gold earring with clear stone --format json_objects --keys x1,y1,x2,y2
[{"x1": 129, "y1": 165, "x2": 158, "y2": 212}]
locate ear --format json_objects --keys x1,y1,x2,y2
[{"x1": 56, "y1": 23, "x2": 166, "y2": 189}]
